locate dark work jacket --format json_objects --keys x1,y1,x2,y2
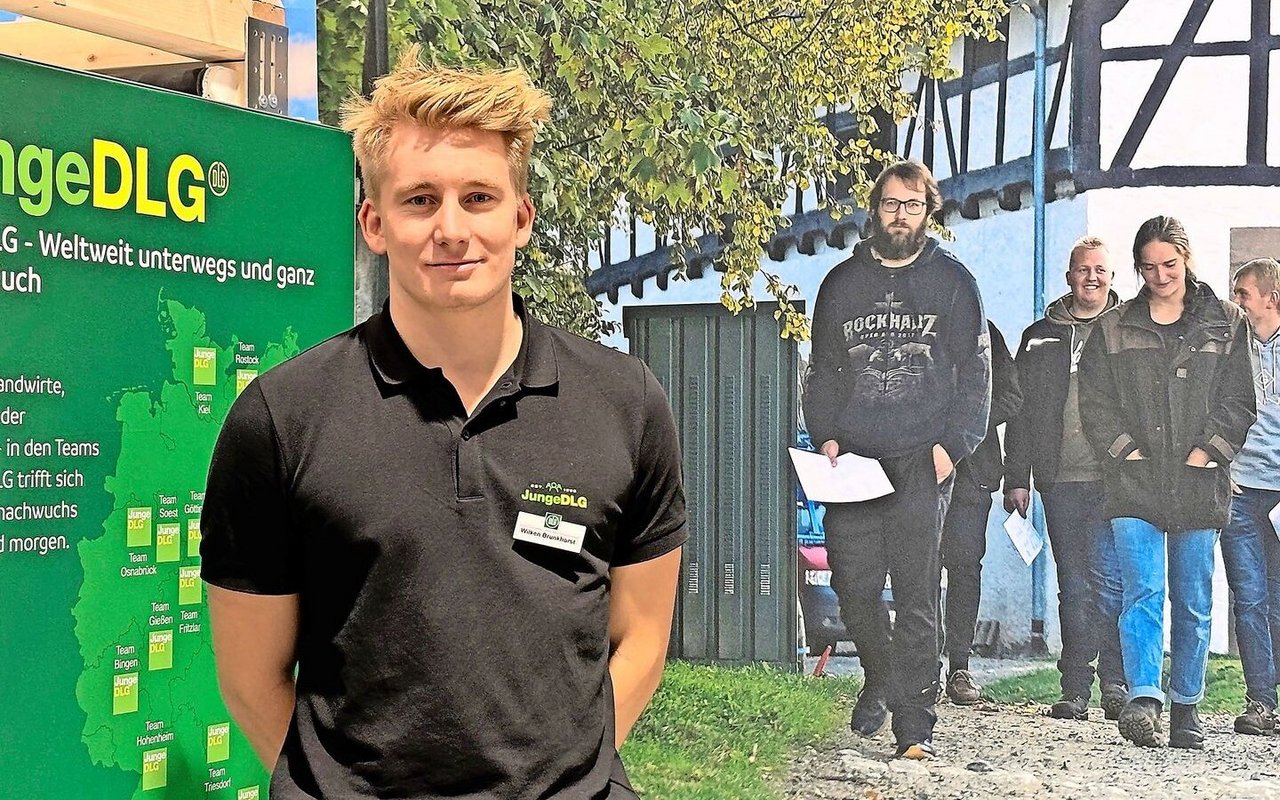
[
  {"x1": 1003, "y1": 290, "x2": 1121, "y2": 491},
  {"x1": 957, "y1": 322, "x2": 1023, "y2": 491},
  {"x1": 1078, "y1": 280, "x2": 1256, "y2": 532}
]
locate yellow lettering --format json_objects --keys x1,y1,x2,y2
[
  {"x1": 168, "y1": 154, "x2": 205, "y2": 223},
  {"x1": 133, "y1": 147, "x2": 166, "y2": 218},
  {"x1": 92, "y1": 139, "x2": 132, "y2": 211}
]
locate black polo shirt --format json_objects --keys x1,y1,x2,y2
[{"x1": 200, "y1": 297, "x2": 687, "y2": 800}]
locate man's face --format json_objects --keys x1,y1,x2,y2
[
  {"x1": 1135, "y1": 240, "x2": 1187, "y2": 301},
  {"x1": 358, "y1": 124, "x2": 534, "y2": 315},
  {"x1": 1233, "y1": 273, "x2": 1279, "y2": 329},
  {"x1": 871, "y1": 175, "x2": 929, "y2": 260},
  {"x1": 1065, "y1": 247, "x2": 1111, "y2": 308}
]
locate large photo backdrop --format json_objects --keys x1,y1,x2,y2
[{"x1": 0, "y1": 55, "x2": 354, "y2": 798}]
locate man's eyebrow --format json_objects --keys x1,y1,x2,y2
[{"x1": 395, "y1": 178, "x2": 505, "y2": 195}]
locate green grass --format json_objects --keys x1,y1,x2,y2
[
  {"x1": 984, "y1": 655, "x2": 1248, "y2": 714},
  {"x1": 621, "y1": 662, "x2": 860, "y2": 800}
]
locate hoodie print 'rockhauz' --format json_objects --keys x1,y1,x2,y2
[{"x1": 804, "y1": 238, "x2": 991, "y2": 462}]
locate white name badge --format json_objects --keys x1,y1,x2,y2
[{"x1": 513, "y1": 511, "x2": 587, "y2": 554}]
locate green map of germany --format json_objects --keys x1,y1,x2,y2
[{"x1": 75, "y1": 298, "x2": 295, "y2": 798}]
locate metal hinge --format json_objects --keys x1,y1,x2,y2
[{"x1": 247, "y1": 17, "x2": 289, "y2": 115}]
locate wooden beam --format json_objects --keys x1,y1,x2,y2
[
  {"x1": 0, "y1": 19, "x2": 194, "y2": 71},
  {"x1": 0, "y1": 0, "x2": 282, "y2": 62}
]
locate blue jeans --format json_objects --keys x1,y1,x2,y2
[
  {"x1": 1220, "y1": 487, "x2": 1280, "y2": 708},
  {"x1": 1111, "y1": 517, "x2": 1218, "y2": 705},
  {"x1": 1042, "y1": 482, "x2": 1126, "y2": 697}
]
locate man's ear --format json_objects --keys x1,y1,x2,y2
[
  {"x1": 357, "y1": 197, "x2": 388, "y2": 256},
  {"x1": 515, "y1": 194, "x2": 536, "y2": 249}
]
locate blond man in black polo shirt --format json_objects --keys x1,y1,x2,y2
[{"x1": 201, "y1": 48, "x2": 686, "y2": 799}]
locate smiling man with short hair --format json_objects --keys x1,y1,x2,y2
[
  {"x1": 200, "y1": 48, "x2": 686, "y2": 800},
  {"x1": 1222, "y1": 257, "x2": 1280, "y2": 736}
]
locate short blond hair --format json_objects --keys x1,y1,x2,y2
[
  {"x1": 340, "y1": 46, "x2": 552, "y2": 200},
  {"x1": 1235, "y1": 257, "x2": 1280, "y2": 295},
  {"x1": 1068, "y1": 235, "x2": 1109, "y2": 267}
]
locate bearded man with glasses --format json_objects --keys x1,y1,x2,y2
[{"x1": 804, "y1": 160, "x2": 992, "y2": 760}]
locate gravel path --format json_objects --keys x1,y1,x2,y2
[{"x1": 784, "y1": 699, "x2": 1280, "y2": 799}]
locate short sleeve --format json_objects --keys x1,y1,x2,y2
[
  {"x1": 613, "y1": 364, "x2": 688, "y2": 567},
  {"x1": 200, "y1": 381, "x2": 301, "y2": 594}
]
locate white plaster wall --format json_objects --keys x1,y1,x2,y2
[
  {"x1": 1271, "y1": 51, "x2": 1280, "y2": 167},
  {"x1": 1103, "y1": 0, "x2": 1192, "y2": 49},
  {"x1": 1099, "y1": 59, "x2": 1163, "y2": 170},
  {"x1": 966, "y1": 83, "x2": 1001, "y2": 169},
  {"x1": 938, "y1": 52, "x2": 1070, "y2": 173},
  {"x1": 1005, "y1": 2, "x2": 1071, "y2": 60},
  {"x1": 1132, "y1": 55, "x2": 1251, "y2": 169},
  {"x1": 1195, "y1": 0, "x2": 1253, "y2": 43}
]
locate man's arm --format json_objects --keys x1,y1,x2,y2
[
  {"x1": 207, "y1": 585, "x2": 300, "y2": 767},
  {"x1": 939, "y1": 277, "x2": 992, "y2": 466},
  {"x1": 1001, "y1": 327, "x2": 1036, "y2": 494},
  {"x1": 988, "y1": 324, "x2": 1023, "y2": 428},
  {"x1": 802, "y1": 273, "x2": 848, "y2": 451},
  {"x1": 608, "y1": 547, "x2": 682, "y2": 749}
]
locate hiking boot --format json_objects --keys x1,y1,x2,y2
[
  {"x1": 945, "y1": 669, "x2": 983, "y2": 705},
  {"x1": 1118, "y1": 697, "x2": 1164, "y2": 748},
  {"x1": 895, "y1": 738, "x2": 935, "y2": 760},
  {"x1": 1047, "y1": 694, "x2": 1089, "y2": 720},
  {"x1": 1234, "y1": 699, "x2": 1276, "y2": 736},
  {"x1": 850, "y1": 687, "x2": 888, "y2": 736},
  {"x1": 1169, "y1": 703, "x2": 1204, "y2": 750},
  {"x1": 1100, "y1": 684, "x2": 1128, "y2": 721}
]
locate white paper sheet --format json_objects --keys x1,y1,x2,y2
[
  {"x1": 1003, "y1": 510, "x2": 1044, "y2": 566},
  {"x1": 1270, "y1": 500, "x2": 1280, "y2": 539},
  {"x1": 788, "y1": 447, "x2": 894, "y2": 504}
]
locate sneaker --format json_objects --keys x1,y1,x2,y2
[
  {"x1": 850, "y1": 687, "x2": 888, "y2": 736},
  {"x1": 945, "y1": 669, "x2": 983, "y2": 705},
  {"x1": 1234, "y1": 699, "x2": 1276, "y2": 736},
  {"x1": 1047, "y1": 694, "x2": 1089, "y2": 720},
  {"x1": 1168, "y1": 703, "x2": 1204, "y2": 750},
  {"x1": 895, "y1": 739, "x2": 935, "y2": 760},
  {"x1": 1118, "y1": 697, "x2": 1165, "y2": 748},
  {"x1": 1100, "y1": 684, "x2": 1128, "y2": 721}
]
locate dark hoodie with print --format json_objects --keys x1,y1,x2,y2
[
  {"x1": 1003, "y1": 290, "x2": 1121, "y2": 492},
  {"x1": 803, "y1": 238, "x2": 991, "y2": 462}
]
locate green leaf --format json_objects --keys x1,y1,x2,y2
[{"x1": 689, "y1": 142, "x2": 717, "y2": 175}]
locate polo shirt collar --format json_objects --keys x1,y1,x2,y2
[{"x1": 366, "y1": 293, "x2": 559, "y2": 393}]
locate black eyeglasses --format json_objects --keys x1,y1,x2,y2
[{"x1": 879, "y1": 198, "x2": 927, "y2": 215}]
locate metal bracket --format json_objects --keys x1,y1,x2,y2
[{"x1": 247, "y1": 16, "x2": 288, "y2": 115}]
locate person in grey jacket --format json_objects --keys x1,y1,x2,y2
[
  {"x1": 1220, "y1": 257, "x2": 1280, "y2": 736},
  {"x1": 1002, "y1": 237, "x2": 1127, "y2": 722}
]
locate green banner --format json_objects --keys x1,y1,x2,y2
[{"x1": 0, "y1": 56, "x2": 353, "y2": 797}]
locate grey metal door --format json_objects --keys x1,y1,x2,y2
[{"x1": 623, "y1": 302, "x2": 800, "y2": 670}]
